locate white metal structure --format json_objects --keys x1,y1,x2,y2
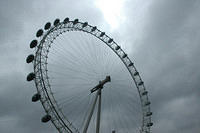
[{"x1": 26, "y1": 18, "x2": 153, "y2": 133}]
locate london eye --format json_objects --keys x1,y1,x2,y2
[{"x1": 26, "y1": 18, "x2": 153, "y2": 133}]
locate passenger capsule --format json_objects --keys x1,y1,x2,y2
[
  {"x1": 100, "y1": 32, "x2": 105, "y2": 37},
  {"x1": 122, "y1": 54, "x2": 127, "y2": 58},
  {"x1": 41, "y1": 114, "x2": 51, "y2": 123},
  {"x1": 91, "y1": 26, "x2": 97, "y2": 32},
  {"x1": 73, "y1": 19, "x2": 79, "y2": 25},
  {"x1": 145, "y1": 101, "x2": 151, "y2": 106},
  {"x1": 32, "y1": 93, "x2": 41, "y2": 102},
  {"x1": 146, "y1": 112, "x2": 153, "y2": 117},
  {"x1": 115, "y1": 46, "x2": 120, "y2": 50},
  {"x1": 30, "y1": 40, "x2": 38, "y2": 48},
  {"x1": 36, "y1": 29, "x2": 43, "y2": 37},
  {"x1": 63, "y1": 17, "x2": 69, "y2": 23},
  {"x1": 128, "y1": 62, "x2": 133, "y2": 67},
  {"x1": 54, "y1": 18, "x2": 60, "y2": 26},
  {"x1": 142, "y1": 91, "x2": 148, "y2": 96},
  {"x1": 147, "y1": 122, "x2": 153, "y2": 127},
  {"x1": 26, "y1": 72, "x2": 35, "y2": 81},
  {"x1": 44, "y1": 22, "x2": 51, "y2": 30},
  {"x1": 134, "y1": 71, "x2": 139, "y2": 76},
  {"x1": 108, "y1": 38, "x2": 113, "y2": 43},
  {"x1": 138, "y1": 81, "x2": 144, "y2": 86},
  {"x1": 26, "y1": 54, "x2": 34, "y2": 63},
  {"x1": 82, "y1": 22, "x2": 88, "y2": 28}
]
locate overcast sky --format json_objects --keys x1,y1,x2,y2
[{"x1": 0, "y1": 0, "x2": 200, "y2": 133}]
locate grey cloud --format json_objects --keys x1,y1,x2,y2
[
  {"x1": 0, "y1": 0, "x2": 200, "y2": 133},
  {"x1": 124, "y1": 0, "x2": 200, "y2": 133},
  {"x1": 0, "y1": 0, "x2": 104, "y2": 133}
]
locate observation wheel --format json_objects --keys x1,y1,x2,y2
[{"x1": 26, "y1": 18, "x2": 153, "y2": 133}]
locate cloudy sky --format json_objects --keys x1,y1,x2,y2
[{"x1": 0, "y1": 0, "x2": 200, "y2": 133}]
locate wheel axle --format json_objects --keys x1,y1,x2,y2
[{"x1": 90, "y1": 76, "x2": 111, "y2": 93}]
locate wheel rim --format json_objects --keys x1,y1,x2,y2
[{"x1": 28, "y1": 18, "x2": 152, "y2": 133}]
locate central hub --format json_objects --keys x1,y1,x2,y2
[{"x1": 90, "y1": 76, "x2": 111, "y2": 93}]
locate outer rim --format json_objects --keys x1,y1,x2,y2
[{"x1": 33, "y1": 19, "x2": 152, "y2": 133}]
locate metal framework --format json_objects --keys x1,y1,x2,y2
[
  {"x1": 83, "y1": 76, "x2": 110, "y2": 133},
  {"x1": 27, "y1": 18, "x2": 153, "y2": 133}
]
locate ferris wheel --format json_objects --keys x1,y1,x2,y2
[{"x1": 26, "y1": 18, "x2": 153, "y2": 133}]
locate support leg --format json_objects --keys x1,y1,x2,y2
[
  {"x1": 83, "y1": 92, "x2": 99, "y2": 133},
  {"x1": 96, "y1": 90, "x2": 101, "y2": 133}
]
